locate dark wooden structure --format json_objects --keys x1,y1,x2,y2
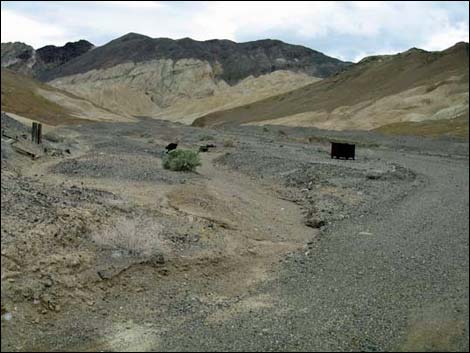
[
  {"x1": 165, "y1": 142, "x2": 178, "y2": 153},
  {"x1": 330, "y1": 142, "x2": 355, "y2": 160},
  {"x1": 32, "y1": 122, "x2": 42, "y2": 144}
]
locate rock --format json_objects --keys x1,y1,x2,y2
[
  {"x1": 144, "y1": 253, "x2": 165, "y2": 267},
  {"x1": 366, "y1": 171, "x2": 383, "y2": 180},
  {"x1": 97, "y1": 270, "x2": 113, "y2": 280},
  {"x1": 304, "y1": 213, "x2": 325, "y2": 228}
]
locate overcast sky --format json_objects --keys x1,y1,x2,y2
[{"x1": 1, "y1": 1, "x2": 469, "y2": 62}]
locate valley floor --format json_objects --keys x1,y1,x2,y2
[{"x1": 1, "y1": 117, "x2": 468, "y2": 351}]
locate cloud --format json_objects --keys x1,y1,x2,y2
[
  {"x1": 93, "y1": 1, "x2": 164, "y2": 9},
  {"x1": 1, "y1": 1, "x2": 468, "y2": 61},
  {"x1": 1, "y1": 8, "x2": 70, "y2": 48},
  {"x1": 422, "y1": 21, "x2": 469, "y2": 51}
]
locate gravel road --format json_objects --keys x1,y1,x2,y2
[{"x1": 156, "y1": 150, "x2": 469, "y2": 351}]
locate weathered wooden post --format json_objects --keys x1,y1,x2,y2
[
  {"x1": 32, "y1": 122, "x2": 37, "y2": 143},
  {"x1": 31, "y1": 122, "x2": 42, "y2": 144},
  {"x1": 37, "y1": 123, "x2": 42, "y2": 144}
]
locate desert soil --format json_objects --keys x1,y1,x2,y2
[{"x1": 1, "y1": 117, "x2": 468, "y2": 351}]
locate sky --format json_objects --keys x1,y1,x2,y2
[{"x1": 1, "y1": 1, "x2": 469, "y2": 62}]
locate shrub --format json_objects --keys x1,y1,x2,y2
[
  {"x1": 163, "y1": 149, "x2": 201, "y2": 172},
  {"x1": 92, "y1": 216, "x2": 166, "y2": 257},
  {"x1": 223, "y1": 139, "x2": 235, "y2": 147}
]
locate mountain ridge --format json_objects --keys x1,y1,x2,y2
[{"x1": 37, "y1": 33, "x2": 351, "y2": 83}]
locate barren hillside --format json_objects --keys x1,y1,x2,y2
[
  {"x1": 194, "y1": 42, "x2": 469, "y2": 136},
  {"x1": 1, "y1": 69, "x2": 130, "y2": 125}
]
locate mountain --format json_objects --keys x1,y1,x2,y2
[
  {"x1": 3, "y1": 34, "x2": 466, "y2": 138},
  {"x1": 193, "y1": 42, "x2": 469, "y2": 136},
  {"x1": 1, "y1": 69, "x2": 129, "y2": 125},
  {"x1": 1, "y1": 42, "x2": 36, "y2": 76},
  {"x1": 1, "y1": 40, "x2": 94, "y2": 78},
  {"x1": 31, "y1": 34, "x2": 350, "y2": 117},
  {"x1": 40, "y1": 33, "x2": 350, "y2": 82}
]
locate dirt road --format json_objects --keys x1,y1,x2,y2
[{"x1": 157, "y1": 151, "x2": 469, "y2": 351}]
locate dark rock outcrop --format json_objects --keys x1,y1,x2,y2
[
  {"x1": 1, "y1": 40, "x2": 94, "y2": 78},
  {"x1": 1, "y1": 42, "x2": 36, "y2": 75},
  {"x1": 35, "y1": 40, "x2": 94, "y2": 74}
]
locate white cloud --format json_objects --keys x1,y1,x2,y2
[
  {"x1": 422, "y1": 21, "x2": 469, "y2": 51},
  {"x1": 1, "y1": 8, "x2": 70, "y2": 48},
  {"x1": 1, "y1": 1, "x2": 468, "y2": 60},
  {"x1": 94, "y1": 1, "x2": 164, "y2": 9}
]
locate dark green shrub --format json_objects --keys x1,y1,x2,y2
[{"x1": 163, "y1": 149, "x2": 201, "y2": 172}]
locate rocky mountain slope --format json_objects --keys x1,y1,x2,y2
[
  {"x1": 154, "y1": 70, "x2": 320, "y2": 124},
  {"x1": 1, "y1": 40, "x2": 94, "y2": 78},
  {"x1": 194, "y1": 42, "x2": 469, "y2": 135}
]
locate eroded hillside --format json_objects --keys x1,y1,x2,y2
[{"x1": 194, "y1": 42, "x2": 469, "y2": 135}]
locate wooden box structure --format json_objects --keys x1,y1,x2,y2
[{"x1": 330, "y1": 142, "x2": 355, "y2": 160}]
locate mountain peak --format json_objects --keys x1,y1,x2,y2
[
  {"x1": 443, "y1": 41, "x2": 469, "y2": 55},
  {"x1": 115, "y1": 32, "x2": 151, "y2": 42}
]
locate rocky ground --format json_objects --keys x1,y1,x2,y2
[{"x1": 1, "y1": 116, "x2": 468, "y2": 351}]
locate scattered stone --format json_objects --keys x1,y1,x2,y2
[
  {"x1": 97, "y1": 270, "x2": 113, "y2": 280},
  {"x1": 144, "y1": 253, "x2": 165, "y2": 267},
  {"x1": 366, "y1": 171, "x2": 383, "y2": 180},
  {"x1": 304, "y1": 214, "x2": 325, "y2": 229}
]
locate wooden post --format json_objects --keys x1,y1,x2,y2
[
  {"x1": 32, "y1": 122, "x2": 37, "y2": 143},
  {"x1": 37, "y1": 123, "x2": 42, "y2": 144},
  {"x1": 31, "y1": 122, "x2": 42, "y2": 144}
]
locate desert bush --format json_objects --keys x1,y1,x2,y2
[
  {"x1": 163, "y1": 149, "x2": 201, "y2": 172},
  {"x1": 262, "y1": 127, "x2": 269, "y2": 132},
  {"x1": 223, "y1": 139, "x2": 235, "y2": 147},
  {"x1": 92, "y1": 216, "x2": 166, "y2": 257},
  {"x1": 278, "y1": 130, "x2": 287, "y2": 136}
]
